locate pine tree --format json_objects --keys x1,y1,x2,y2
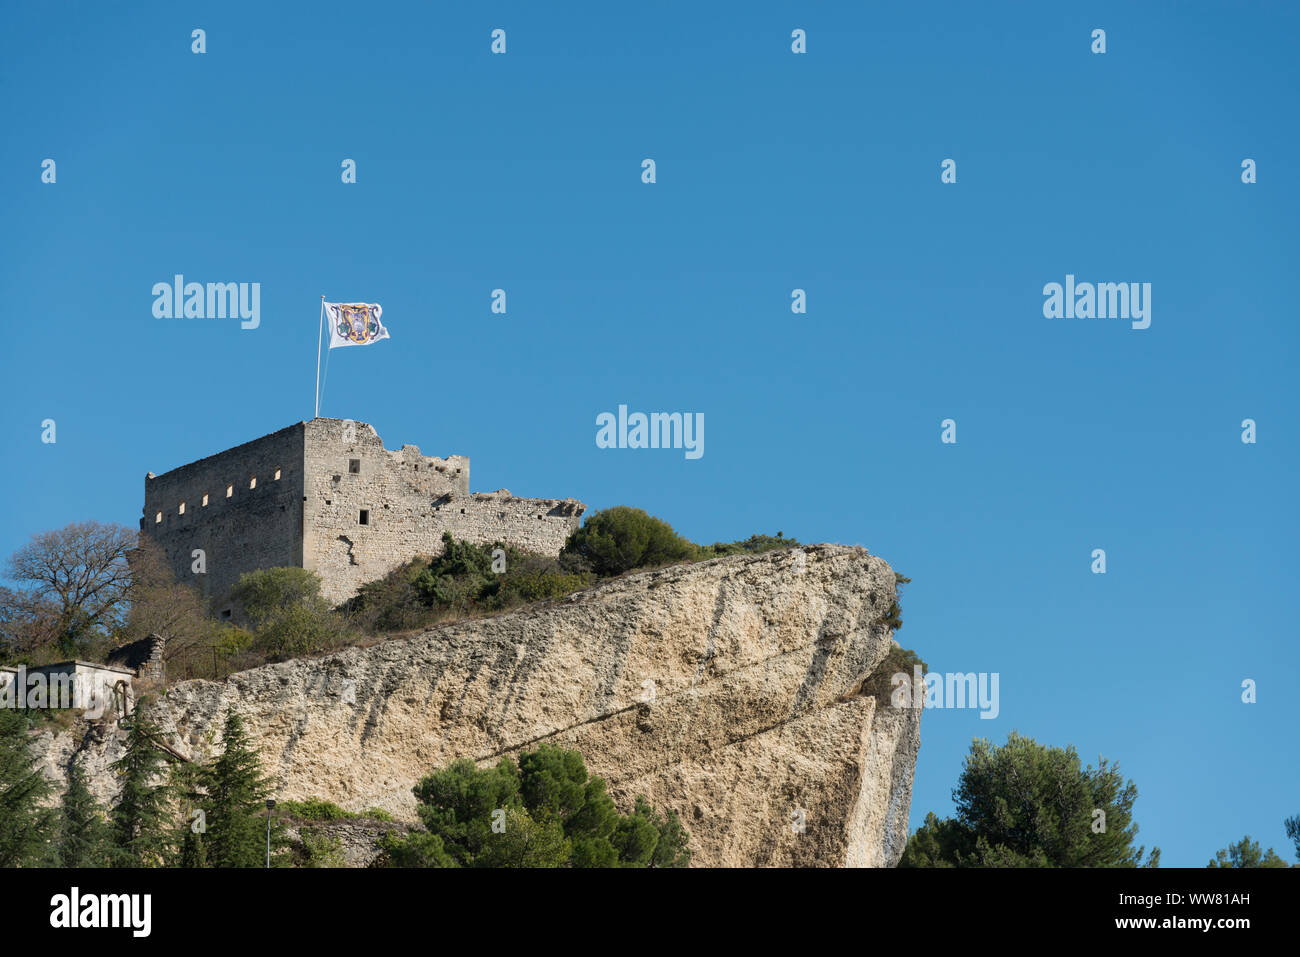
[
  {"x1": 205, "y1": 713, "x2": 283, "y2": 867},
  {"x1": 1207, "y1": 835, "x2": 1290, "y2": 868},
  {"x1": 647, "y1": 801, "x2": 692, "y2": 868},
  {"x1": 110, "y1": 699, "x2": 175, "y2": 866},
  {"x1": 0, "y1": 708, "x2": 56, "y2": 867},
  {"x1": 180, "y1": 822, "x2": 208, "y2": 868},
  {"x1": 59, "y1": 762, "x2": 112, "y2": 867},
  {"x1": 171, "y1": 757, "x2": 211, "y2": 868},
  {"x1": 1284, "y1": 815, "x2": 1300, "y2": 864},
  {"x1": 385, "y1": 745, "x2": 690, "y2": 867},
  {"x1": 900, "y1": 732, "x2": 1159, "y2": 868}
]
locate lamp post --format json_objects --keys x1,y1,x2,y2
[{"x1": 266, "y1": 799, "x2": 277, "y2": 868}]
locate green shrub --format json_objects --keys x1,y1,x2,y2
[
  {"x1": 280, "y1": 798, "x2": 355, "y2": 821},
  {"x1": 883, "y1": 600, "x2": 903, "y2": 630},
  {"x1": 342, "y1": 534, "x2": 595, "y2": 635},
  {"x1": 279, "y1": 798, "x2": 395, "y2": 824},
  {"x1": 561, "y1": 507, "x2": 696, "y2": 577},
  {"x1": 252, "y1": 602, "x2": 347, "y2": 662},
  {"x1": 378, "y1": 829, "x2": 456, "y2": 868},
  {"x1": 230, "y1": 567, "x2": 329, "y2": 623},
  {"x1": 344, "y1": 562, "x2": 435, "y2": 633},
  {"x1": 231, "y1": 568, "x2": 350, "y2": 662},
  {"x1": 300, "y1": 828, "x2": 347, "y2": 868},
  {"x1": 859, "y1": 643, "x2": 928, "y2": 703},
  {"x1": 883, "y1": 571, "x2": 910, "y2": 630},
  {"x1": 212, "y1": 625, "x2": 254, "y2": 660},
  {"x1": 411, "y1": 534, "x2": 495, "y2": 611},
  {"x1": 694, "y1": 532, "x2": 800, "y2": 559}
]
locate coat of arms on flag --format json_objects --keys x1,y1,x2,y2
[{"x1": 324, "y1": 302, "x2": 388, "y2": 349}]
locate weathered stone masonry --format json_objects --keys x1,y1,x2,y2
[{"x1": 141, "y1": 418, "x2": 586, "y2": 608}]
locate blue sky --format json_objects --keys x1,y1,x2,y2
[{"x1": 2, "y1": 1, "x2": 1296, "y2": 867}]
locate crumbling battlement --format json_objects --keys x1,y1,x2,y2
[{"x1": 142, "y1": 418, "x2": 586, "y2": 610}]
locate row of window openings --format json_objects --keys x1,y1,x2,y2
[
  {"x1": 155, "y1": 468, "x2": 281, "y2": 523},
  {"x1": 159, "y1": 459, "x2": 358, "y2": 523},
  {"x1": 160, "y1": 479, "x2": 545, "y2": 527}
]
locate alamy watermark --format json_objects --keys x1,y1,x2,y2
[
  {"x1": 0, "y1": 668, "x2": 119, "y2": 719},
  {"x1": 596, "y1": 405, "x2": 703, "y2": 460},
  {"x1": 50, "y1": 887, "x2": 151, "y2": 937},
  {"x1": 891, "y1": 666, "x2": 1000, "y2": 720},
  {"x1": 152, "y1": 275, "x2": 260, "y2": 329},
  {"x1": 1042, "y1": 274, "x2": 1150, "y2": 330}
]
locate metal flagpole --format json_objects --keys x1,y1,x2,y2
[{"x1": 314, "y1": 297, "x2": 325, "y2": 418}]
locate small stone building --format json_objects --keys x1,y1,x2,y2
[{"x1": 0, "y1": 660, "x2": 135, "y2": 717}]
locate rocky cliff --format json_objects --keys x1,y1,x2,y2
[{"x1": 36, "y1": 545, "x2": 922, "y2": 867}]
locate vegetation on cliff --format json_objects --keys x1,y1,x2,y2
[
  {"x1": 378, "y1": 744, "x2": 691, "y2": 868},
  {"x1": 0, "y1": 509, "x2": 811, "y2": 679},
  {"x1": 0, "y1": 708, "x2": 56, "y2": 866},
  {"x1": 0, "y1": 700, "x2": 292, "y2": 868},
  {"x1": 560, "y1": 505, "x2": 696, "y2": 575},
  {"x1": 278, "y1": 797, "x2": 392, "y2": 822},
  {"x1": 857, "y1": 641, "x2": 927, "y2": 703},
  {"x1": 345, "y1": 508, "x2": 802, "y2": 640},
  {"x1": 2, "y1": 700, "x2": 691, "y2": 868}
]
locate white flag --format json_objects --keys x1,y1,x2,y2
[{"x1": 324, "y1": 302, "x2": 388, "y2": 349}]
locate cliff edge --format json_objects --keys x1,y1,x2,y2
[{"x1": 38, "y1": 544, "x2": 922, "y2": 867}]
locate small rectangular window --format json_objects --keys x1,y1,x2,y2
[
  {"x1": 222, "y1": 609, "x2": 232, "y2": 619},
  {"x1": 155, "y1": 511, "x2": 162, "y2": 524},
  {"x1": 201, "y1": 493, "x2": 209, "y2": 507},
  {"x1": 359, "y1": 509, "x2": 369, "y2": 525},
  {"x1": 178, "y1": 502, "x2": 186, "y2": 515},
  {"x1": 249, "y1": 476, "x2": 257, "y2": 489},
  {"x1": 349, "y1": 459, "x2": 361, "y2": 474},
  {"x1": 226, "y1": 485, "x2": 233, "y2": 498},
  {"x1": 274, "y1": 468, "x2": 281, "y2": 481}
]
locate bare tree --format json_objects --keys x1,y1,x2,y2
[
  {"x1": 0, "y1": 585, "x2": 62, "y2": 659},
  {"x1": 4, "y1": 521, "x2": 137, "y2": 657},
  {"x1": 123, "y1": 538, "x2": 213, "y2": 667}
]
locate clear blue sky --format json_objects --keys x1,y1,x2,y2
[{"x1": 2, "y1": 1, "x2": 1296, "y2": 867}]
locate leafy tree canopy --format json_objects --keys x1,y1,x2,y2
[
  {"x1": 382, "y1": 744, "x2": 690, "y2": 868},
  {"x1": 561, "y1": 507, "x2": 696, "y2": 577},
  {"x1": 900, "y1": 732, "x2": 1159, "y2": 868}
]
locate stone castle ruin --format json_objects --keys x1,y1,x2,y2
[{"x1": 141, "y1": 418, "x2": 586, "y2": 611}]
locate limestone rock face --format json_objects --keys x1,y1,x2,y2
[{"x1": 38, "y1": 545, "x2": 921, "y2": 867}]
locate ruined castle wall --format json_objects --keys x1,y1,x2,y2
[
  {"x1": 439, "y1": 492, "x2": 585, "y2": 560},
  {"x1": 301, "y1": 418, "x2": 583, "y2": 605},
  {"x1": 140, "y1": 424, "x2": 305, "y2": 611}
]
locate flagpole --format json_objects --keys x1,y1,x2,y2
[{"x1": 314, "y1": 297, "x2": 325, "y2": 419}]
